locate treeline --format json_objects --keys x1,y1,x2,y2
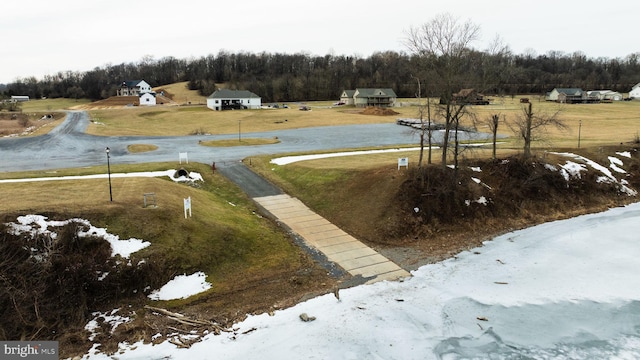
[{"x1": 2, "y1": 50, "x2": 640, "y2": 102}]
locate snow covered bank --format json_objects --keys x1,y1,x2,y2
[
  {"x1": 7, "y1": 214, "x2": 150, "y2": 258},
  {"x1": 270, "y1": 147, "x2": 423, "y2": 165},
  {"x1": 79, "y1": 202, "x2": 640, "y2": 359}
]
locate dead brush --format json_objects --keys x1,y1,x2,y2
[{"x1": 0, "y1": 220, "x2": 166, "y2": 347}]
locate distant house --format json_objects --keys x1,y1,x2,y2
[
  {"x1": 449, "y1": 88, "x2": 489, "y2": 105},
  {"x1": 10, "y1": 95, "x2": 29, "y2": 102},
  {"x1": 139, "y1": 92, "x2": 156, "y2": 106},
  {"x1": 629, "y1": 83, "x2": 640, "y2": 99},
  {"x1": 339, "y1": 90, "x2": 356, "y2": 105},
  {"x1": 206, "y1": 89, "x2": 261, "y2": 111},
  {"x1": 117, "y1": 80, "x2": 152, "y2": 96},
  {"x1": 340, "y1": 88, "x2": 397, "y2": 108},
  {"x1": 546, "y1": 88, "x2": 587, "y2": 103},
  {"x1": 587, "y1": 90, "x2": 623, "y2": 101}
]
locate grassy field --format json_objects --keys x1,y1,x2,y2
[
  {"x1": 84, "y1": 104, "x2": 409, "y2": 136},
  {"x1": 20, "y1": 97, "x2": 91, "y2": 112},
  {"x1": 153, "y1": 81, "x2": 208, "y2": 105},
  {"x1": 0, "y1": 162, "x2": 315, "y2": 298}
]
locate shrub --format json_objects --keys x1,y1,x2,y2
[{"x1": 0, "y1": 221, "x2": 163, "y2": 341}]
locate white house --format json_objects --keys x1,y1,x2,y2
[
  {"x1": 117, "y1": 80, "x2": 152, "y2": 96},
  {"x1": 339, "y1": 90, "x2": 356, "y2": 105},
  {"x1": 207, "y1": 89, "x2": 261, "y2": 111},
  {"x1": 587, "y1": 90, "x2": 623, "y2": 101},
  {"x1": 139, "y1": 92, "x2": 156, "y2": 106},
  {"x1": 546, "y1": 88, "x2": 586, "y2": 103},
  {"x1": 630, "y1": 83, "x2": 640, "y2": 99}
]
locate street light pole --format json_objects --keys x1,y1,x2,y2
[
  {"x1": 106, "y1": 147, "x2": 112, "y2": 202},
  {"x1": 238, "y1": 119, "x2": 241, "y2": 142}
]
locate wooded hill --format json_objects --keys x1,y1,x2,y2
[{"x1": 3, "y1": 50, "x2": 640, "y2": 102}]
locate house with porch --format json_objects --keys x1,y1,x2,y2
[
  {"x1": 206, "y1": 89, "x2": 261, "y2": 111},
  {"x1": 546, "y1": 88, "x2": 587, "y2": 103},
  {"x1": 340, "y1": 88, "x2": 397, "y2": 108},
  {"x1": 117, "y1": 80, "x2": 152, "y2": 96}
]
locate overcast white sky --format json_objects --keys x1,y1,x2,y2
[{"x1": 1, "y1": 0, "x2": 638, "y2": 84}]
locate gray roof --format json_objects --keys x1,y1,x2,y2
[
  {"x1": 354, "y1": 88, "x2": 397, "y2": 98},
  {"x1": 553, "y1": 88, "x2": 584, "y2": 95},
  {"x1": 121, "y1": 80, "x2": 145, "y2": 88},
  {"x1": 208, "y1": 89, "x2": 260, "y2": 99}
]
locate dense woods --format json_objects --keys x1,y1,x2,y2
[{"x1": 2, "y1": 50, "x2": 640, "y2": 102}]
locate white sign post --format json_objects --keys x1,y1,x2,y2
[
  {"x1": 184, "y1": 196, "x2": 192, "y2": 218},
  {"x1": 398, "y1": 157, "x2": 409, "y2": 170},
  {"x1": 179, "y1": 152, "x2": 189, "y2": 164}
]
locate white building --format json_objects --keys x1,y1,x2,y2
[
  {"x1": 207, "y1": 89, "x2": 261, "y2": 111},
  {"x1": 587, "y1": 90, "x2": 623, "y2": 101},
  {"x1": 630, "y1": 83, "x2": 640, "y2": 99},
  {"x1": 139, "y1": 92, "x2": 157, "y2": 106},
  {"x1": 10, "y1": 95, "x2": 29, "y2": 102}
]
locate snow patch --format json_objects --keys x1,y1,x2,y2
[
  {"x1": 271, "y1": 148, "x2": 422, "y2": 165},
  {"x1": 148, "y1": 272, "x2": 212, "y2": 301},
  {"x1": 85, "y1": 309, "x2": 132, "y2": 341},
  {"x1": 6, "y1": 215, "x2": 150, "y2": 259}
]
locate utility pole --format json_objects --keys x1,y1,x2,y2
[{"x1": 578, "y1": 120, "x2": 582, "y2": 148}]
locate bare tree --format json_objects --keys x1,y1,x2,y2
[
  {"x1": 481, "y1": 35, "x2": 512, "y2": 94},
  {"x1": 509, "y1": 102, "x2": 566, "y2": 158},
  {"x1": 405, "y1": 13, "x2": 480, "y2": 169},
  {"x1": 412, "y1": 76, "x2": 436, "y2": 168},
  {"x1": 483, "y1": 113, "x2": 501, "y2": 159}
]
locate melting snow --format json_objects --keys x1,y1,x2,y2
[
  {"x1": 6, "y1": 215, "x2": 150, "y2": 259},
  {"x1": 148, "y1": 272, "x2": 212, "y2": 301}
]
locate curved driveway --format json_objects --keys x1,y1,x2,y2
[{"x1": 0, "y1": 111, "x2": 429, "y2": 172}]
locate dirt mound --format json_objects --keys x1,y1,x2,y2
[
  {"x1": 155, "y1": 94, "x2": 175, "y2": 105},
  {"x1": 72, "y1": 96, "x2": 139, "y2": 109},
  {"x1": 360, "y1": 106, "x2": 399, "y2": 116},
  {"x1": 71, "y1": 95, "x2": 177, "y2": 109}
]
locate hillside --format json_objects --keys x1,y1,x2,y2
[
  {"x1": 71, "y1": 94, "x2": 177, "y2": 109},
  {"x1": 254, "y1": 145, "x2": 640, "y2": 269},
  {"x1": 154, "y1": 81, "x2": 208, "y2": 105}
]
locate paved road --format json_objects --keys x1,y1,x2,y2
[{"x1": 0, "y1": 111, "x2": 488, "y2": 173}]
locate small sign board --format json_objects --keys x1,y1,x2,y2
[
  {"x1": 398, "y1": 157, "x2": 409, "y2": 170},
  {"x1": 179, "y1": 152, "x2": 189, "y2": 164},
  {"x1": 184, "y1": 196, "x2": 192, "y2": 218},
  {"x1": 143, "y1": 193, "x2": 156, "y2": 208}
]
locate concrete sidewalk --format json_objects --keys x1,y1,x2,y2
[{"x1": 254, "y1": 194, "x2": 411, "y2": 284}]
